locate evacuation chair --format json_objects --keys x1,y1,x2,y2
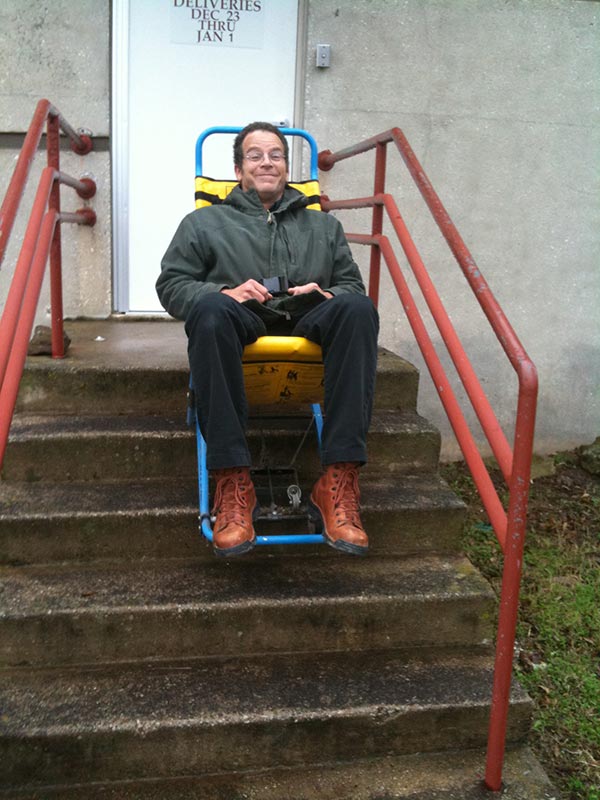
[{"x1": 188, "y1": 126, "x2": 330, "y2": 549}]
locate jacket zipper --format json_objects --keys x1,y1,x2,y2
[
  {"x1": 266, "y1": 210, "x2": 290, "y2": 319},
  {"x1": 267, "y1": 210, "x2": 277, "y2": 274},
  {"x1": 267, "y1": 210, "x2": 294, "y2": 277}
]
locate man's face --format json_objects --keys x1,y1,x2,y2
[{"x1": 234, "y1": 130, "x2": 288, "y2": 207}]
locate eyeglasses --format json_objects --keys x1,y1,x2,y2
[{"x1": 243, "y1": 149, "x2": 286, "y2": 163}]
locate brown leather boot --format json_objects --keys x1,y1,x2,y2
[
  {"x1": 211, "y1": 467, "x2": 257, "y2": 557},
  {"x1": 310, "y1": 462, "x2": 369, "y2": 555}
]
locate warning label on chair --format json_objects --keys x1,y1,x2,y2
[{"x1": 243, "y1": 362, "x2": 324, "y2": 405}]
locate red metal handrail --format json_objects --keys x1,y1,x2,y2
[
  {"x1": 319, "y1": 129, "x2": 538, "y2": 792},
  {"x1": 0, "y1": 100, "x2": 96, "y2": 470}
]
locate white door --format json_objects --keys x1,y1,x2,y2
[{"x1": 113, "y1": 0, "x2": 301, "y2": 313}]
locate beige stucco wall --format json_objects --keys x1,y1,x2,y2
[
  {"x1": 0, "y1": 0, "x2": 598, "y2": 458},
  {"x1": 0, "y1": 0, "x2": 111, "y2": 322},
  {"x1": 303, "y1": 0, "x2": 600, "y2": 458}
]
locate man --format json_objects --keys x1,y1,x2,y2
[{"x1": 157, "y1": 122, "x2": 379, "y2": 558}]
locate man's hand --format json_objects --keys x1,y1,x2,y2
[
  {"x1": 288, "y1": 283, "x2": 333, "y2": 299},
  {"x1": 221, "y1": 279, "x2": 272, "y2": 303}
]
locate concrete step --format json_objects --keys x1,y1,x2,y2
[
  {"x1": 17, "y1": 319, "x2": 419, "y2": 415},
  {"x1": 1, "y1": 410, "x2": 441, "y2": 482},
  {"x1": 0, "y1": 554, "x2": 494, "y2": 668},
  {"x1": 0, "y1": 475, "x2": 466, "y2": 565},
  {"x1": 0, "y1": 650, "x2": 533, "y2": 789},
  {"x1": 0, "y1": 747, "x2": 557, "y2": 799}
]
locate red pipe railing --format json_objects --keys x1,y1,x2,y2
[
  {"x1": 319, "y1": 129, "x2": 538, "y2": 791},
  {"x1": 0, "y1": 100, "x2": 96, "y2": 470}
]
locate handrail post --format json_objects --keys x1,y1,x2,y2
[
  {"x1": 46, "y1": 113, "x2": 65, "y2": 358},
  {"x1": 369, "y1": 143, "x2": 386, "y2": 307},
  {"x1": 485, "y1": 365, "x2": 538, "y2": 790}
]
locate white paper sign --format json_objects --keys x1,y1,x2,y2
[{"x1": 170, "y1": 0, "x2": 265, "y2": 48}]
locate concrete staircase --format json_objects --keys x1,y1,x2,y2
[{"x1": 0, "y1": 320, "x2": 556, "y2": 798}]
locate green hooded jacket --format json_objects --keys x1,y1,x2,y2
[{"x1": 156, "y1": 184, "x2": 365, "y2": 322}]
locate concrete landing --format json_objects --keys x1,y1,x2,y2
[
  {"x1": 34, "y1": 317, "x2": 191, "y2": 371},
  {"x1": 17, "y1": 318, "x2": 420, "y2": 414}
]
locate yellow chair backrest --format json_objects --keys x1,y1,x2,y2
[{"x1": 195, "y1": 176, "x2": 322, "y2": 211}]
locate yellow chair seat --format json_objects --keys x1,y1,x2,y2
[{"x1": 242, "y1": 336, "x2": 323, "y2": 405}]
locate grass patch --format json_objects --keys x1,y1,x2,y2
[{"x1": 441, "y1": 455, "x2": 600, "y2": 800}]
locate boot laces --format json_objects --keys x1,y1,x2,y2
[
  {"x1": 212, "y1": 471, "x2": 249, "y2": 530},
  {"x1": 332, "y1": 465, "x2": 362, "y2": 529}
]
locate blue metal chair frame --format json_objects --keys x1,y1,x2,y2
[
  {"x1": 195, "y1": 126, "x2": 319, "y2": 179},
  {"x1": 190, "y1": 126, "x2": 326, "y2": 547}
]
